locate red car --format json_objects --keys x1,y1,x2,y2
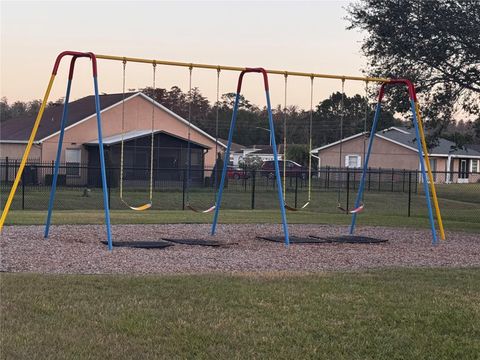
[{"x1": 227, "y1": 167, "x2": 250, "y2": 180}]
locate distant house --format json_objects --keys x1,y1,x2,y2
[
  {"x1": 311, "y1": 126, "x2": 480, "y2": 184},
  {"x1": 227, "y1": 144, "x2": 285, "y2": 167},
  {"x1": 0, "y1": 92, "x2": 225, "y2": 185}
]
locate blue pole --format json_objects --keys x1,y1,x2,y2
[
  {"x1": 265, "y1": 90, "x2": 290, "y2": 246},
  {"x1": 44, "y1": 79, "x2": 73, "y2": 238},
  {"x1": 93, "y1": 76, "x2": 113, "y2": 250},
  {"x1": 410, "y1": 99, "x2": 438, "y2": 244},
  {"x1": 350, "y1": 102, "x2": 382, "y2": 235},
  {"x1": 211, "y1": 93, "x2": 241, "y2": 235}
]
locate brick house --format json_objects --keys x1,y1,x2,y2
[
  {"x1": 311, "y1": 126, "x2": 480, "y2": 183},
  {"x1": 0, "y1": 92, "x2": 225, "y2": 185}
]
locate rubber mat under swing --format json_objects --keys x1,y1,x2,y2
[
  {"x1": 161, "y1": 238, "x2": 232, "y2": 247},
  {"x1": 101, "y1": 240, "x2": 174, "y2": 249},
  {"x1": 257, "y1": 235, "x2": 387, "y2": 244},
  {"x1": 257, "y1": 236, "x2": 326, "y2": 244},
  {"x1": 308, "y1": 235, "x2": 388, "y2": 244}
]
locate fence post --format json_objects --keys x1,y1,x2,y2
[
  {"x1": 368, "y1": 167, "x2": 371, "y2": 191},
  {"x1": 346, "y1": 168, "x2": 350, "y2": 214},
  {"x1": 408, "y1": 171, "x2": 412, "y2": 217},
  {"x1": 5, "y1": 157, "x2": 8, "y2": 184},
  {"x1": 402, "y1": 169, "x2": 406, "y2": 192},
  {"x1": 243, "y1": 168, "x2": 247, "y2": 192},
  {"x1": 294, "y1": 172, "x2": 298, "y2": 208},
  {"x1": 415, "y1": 171, "x2": 418, "y2": 193},
  {"x1": 182, "y1": 168, "x2": 186, "y2": 210},
  {"x1": 352, "y1": 169, "x2": 355, "y2": 190},
  {"x1": 326, "y1": 166, "x2": 329, "y2": 189},
  {"x1": 251, "y1": 169, "x2": 256, "y2": 210},
  {"x1": 21, "y1": 168, "x2": 25, "y2": 210},
  {"x1": 391, "y1": 168, "x2": 395, "y2": 192},
  {"x1": 378, "y1": 168, "x2": 382, "y2": 191},
  {"x1": 107, "y1": 166, "x2": 111, "y2": 210}
]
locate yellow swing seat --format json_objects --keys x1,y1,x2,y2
[{"x1": 121, "y1": 199, "x2": 152, "y2": 211}]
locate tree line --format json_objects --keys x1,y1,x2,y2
[{"x1": 2, "y1": 86, "x2": 479, "y2": 153}]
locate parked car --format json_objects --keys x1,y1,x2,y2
[
  {"x1": 260, "y1": 160, "x2": 308, "y2": 179},
  {"x1": 227, "y1": 166, "x2": 251, "y2": 180}
]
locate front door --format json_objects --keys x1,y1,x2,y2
[{"x1": 458, "y1": 159, "x2": 469, "y2": 183}]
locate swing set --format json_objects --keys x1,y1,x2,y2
[{"x1": 0, "y1": 51, "x2": 446, "y2": 250}]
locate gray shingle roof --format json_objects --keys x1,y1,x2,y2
[
  {"x1": 0, "y1": 93, "x2": 137, "y2": 142},
  {"x1": 378, "y1": 126, "x2": 480, "y2": 156}
]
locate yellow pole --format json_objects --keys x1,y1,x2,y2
[
  {"x1": 415, "y1": 102, "x2": 446, "y2": 240},
  {"x1": 0, "y1": 74, "x2": 56, "y2": 230},
  {"x1": 95, "y1": 54, "x2": 390, "y2": 83}
]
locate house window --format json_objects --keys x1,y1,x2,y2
[
  {"x1": 345, "y1": 155, "x2": 361, "y2": 168},
  {"x1": 470, "y1": 159, "x2": 479, "y2": 173},
  {"x1": 65, "y1": 149, "x2": 81, "y2": 176}
]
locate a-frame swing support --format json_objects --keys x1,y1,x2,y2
[
  {"x1": 350, "y1": 80, "x2": 445, "y2": 244},
  {"x1": 0, "y1": 51, "x2": 445, "y2": 249},
  {"x1": 0, "y1": 51, "x2": 113, "y2": 250},
  {"x1": 211, "y1": 68, "x2": 290, "y2": 245}
]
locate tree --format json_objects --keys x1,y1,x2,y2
[
  {"x1": 0, "y1": 97, "x2": 12, "y2": 122},
  {"x1": 347, "y1": 0, "x2": 480, "y2": 138},
  {"x1": 474, "y1": 119, "x2": 480, "y2": 142},
  {"x1": 10, "y1": 101, "x2": 27, "y2": 118},
  {"x1": 239, "y1": 155, "x2": 263, "y2": 170},
  {"x1": 313, "y1": 91, "x2": 398, "y2": 146},
  {"x1": 285, "y1": 144, "x2": 309, "y2": 166}
]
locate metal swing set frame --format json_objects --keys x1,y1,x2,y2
[{"x1": 0, "y1": 51, "x2": 445, "y2": 250}]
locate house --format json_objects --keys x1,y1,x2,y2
[
  {"x1": 311, "y1": 126, "x2": 480, "y2": 184},
  {"x1": 0, "y1": 92, "x2": 225, "y2": 185},
  {"x1": 218, "y1": 139, "x2": 246, "y2": 167}
]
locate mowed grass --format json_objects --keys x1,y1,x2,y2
[
  {"x1": 1, "y1": 269, "x2": 479, "y2": 359},
  {"x1": 2, "y1": 181, "x2": 479, "y2": 232},
  {"x1": 4, "y1": 208, "x2": 480, "y2": 233}
]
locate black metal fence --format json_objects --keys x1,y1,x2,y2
[{"x1": 1, "y1": 159, "x2": 479, "y2": 223}]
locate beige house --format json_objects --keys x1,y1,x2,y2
[
  {"x1": 311, "y1": 126, "x2": 480, "y2": 184},
  {"x1": 0, "y1": 92, "x2": 225, "y2": 185}
]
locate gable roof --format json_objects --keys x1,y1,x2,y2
[
  {"x1": 0, "y1": 92, "x2": 226, "y2": 149},
  {"x1": 0, "y1": 93, "x2": 136, "y2": 142},
  {"x1": 218, "y1": 138, "x2": 246, "y2": 153},
  {"x1": 248, "y1": 144, "x2": 285, "y2": 155},
  {"x1": 312, "y1": 126, "x2": 480, "y2": 158}
]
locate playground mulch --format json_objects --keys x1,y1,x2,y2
[{"x1": 1, "y1": 224, "x2": 479, "y2": 274}]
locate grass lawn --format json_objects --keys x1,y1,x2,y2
[
  {"x1": 1, "y1": 269, "x2": 479, "y2": 359},
  {"x1": 3, "y1": 208, "x2": 480, "y2": 233},
  {"x1": 2, "y1": 181, "x2": 479, "y2": 233}
]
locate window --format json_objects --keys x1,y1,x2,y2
[
  {"x1": 471, "y1": 159, "x2": 479, "y2": 173},
  {"x1": 345, "y1": 155, "x2": 361, "y2": 168},
  {"x1": 65, "y1": 149, "x2": 81, "y2": 176}
]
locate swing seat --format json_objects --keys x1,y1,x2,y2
[
  {"x1": 121, "y1": 198, "x2": 152, "y2": 211},
  {"x1": 349, "y1": 204, "x2": 364, "y2": 214},
  {"x1": 186, "y1": 204, "x2": 216, "y2": 213},
  {"x1": 128, "y1": 202, "x2": 152, "y2": 211},
  {"x1": 285, "y1": 201, "x2": 310, "y2": 212},
  {"x1": 337, "y1": 203, "x2": 365, "y2": 214}
]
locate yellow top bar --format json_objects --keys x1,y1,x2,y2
[{"x1": 95, "y1": 54, "x2": 390, "y2": 83}]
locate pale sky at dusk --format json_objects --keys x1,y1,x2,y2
[{"x1": 1, "y1": 0, "x2": 370, "y2": 109}]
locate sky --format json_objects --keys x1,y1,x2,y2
[{"x1": 0, "y1": 0, "x2": 370, "y2": 109}]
